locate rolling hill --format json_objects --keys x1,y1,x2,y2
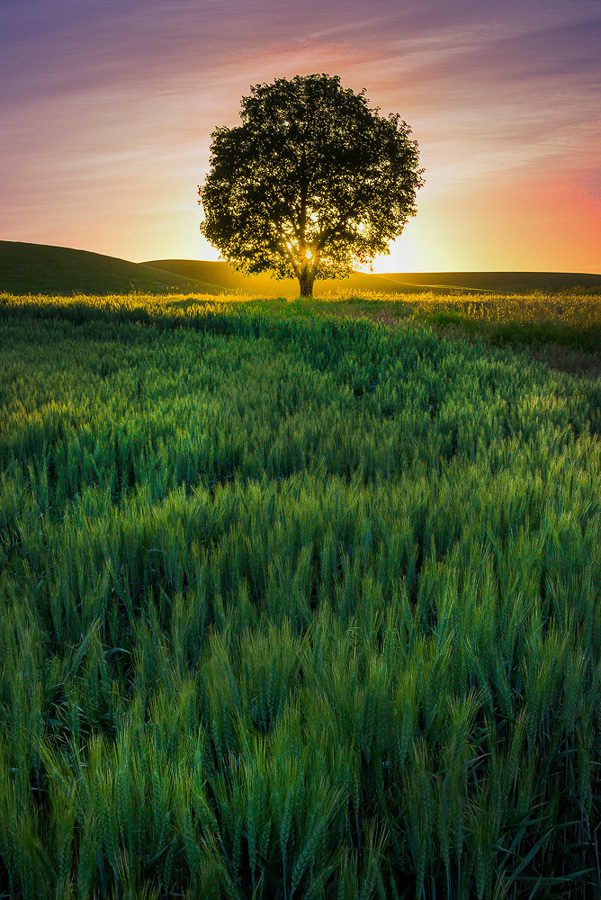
[
  {"x1": 147, "y1": 258, "x2": 601, "y2": 295},
  {"x1": 0, "y1": 241, "x2": 220, "y2": 295},
  {"x1": 1, "y1": 240, "x2": 599, "y2": 296}
]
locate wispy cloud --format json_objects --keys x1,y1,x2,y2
[{"x1": 1, "y1": 0, "x2": 599, "y2": 269}]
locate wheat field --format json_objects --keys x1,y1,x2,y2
[{"x1": 0, "y1": 292, "x2": 600, "y2": 897}]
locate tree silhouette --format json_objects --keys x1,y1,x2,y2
[{"x1": 199, "y1": 74, "x2": 424, "y2": 297}]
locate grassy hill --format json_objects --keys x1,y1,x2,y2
[
  {"x1": 0, "y1": 241, "x2": 220, "y2": 295},
  {"x1": 2, "y1": 241, "x2": 599, "y2": 297},
  {"x1": 147, "y1": 258, "x2": 601, "y2": 295}
]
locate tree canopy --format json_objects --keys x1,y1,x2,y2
[{"x1": 199, "y1": 74, "x2": 424, "y2": 296}]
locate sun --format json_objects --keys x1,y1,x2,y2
[{"x1": 365, "y1": 214, "x2": 446, "y2": 273}]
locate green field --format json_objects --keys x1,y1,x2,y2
[{"x1": 1, "y1": 290, "x2": 600, "y2": 898}]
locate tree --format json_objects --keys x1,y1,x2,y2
[{"x1": 199, "y1": 74, "x2": 424, "y2": 298}]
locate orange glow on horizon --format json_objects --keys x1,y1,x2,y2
[{"x1": 4, "y1": 4, "x2": 599, "y2": 276}]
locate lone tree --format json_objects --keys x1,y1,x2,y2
[{"x1": 199, "y1": 74, "x2": 424, "y2": 298}]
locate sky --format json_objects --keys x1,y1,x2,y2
[{"x1": 1, "y1": 0, "x2": 600, "y2": 273}]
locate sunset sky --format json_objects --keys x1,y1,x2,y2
[{"x1": 1, "y1": 0, "x2": 600, "y2": 273}]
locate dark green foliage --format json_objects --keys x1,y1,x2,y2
[
  {"x1": 199, "y1": 74, "x2": 423, "y2": 296},
  {"x1": 0, "y1": 294, "x2": 600, "y2": 897}
]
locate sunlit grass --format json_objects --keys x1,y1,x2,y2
[
  {"x1": 3, "y1": 287, "x2": 599, "y2": 331},
  {"x1": 0, "y1": 292, "x2": 600, "y2": 897}
]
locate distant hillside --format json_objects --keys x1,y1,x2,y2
[
  {"x1": 362, "y1": 271, "x2": 601, "y2": 293},
  {"x1": 2, "y1": 241, "x2": 599, "y2": 297},
  {"x1": 0, "y1": 242, "x2": 220, "y2": 295},
  {"x1": 147, "y1": 259, "x2": 601, "y2": 295}
]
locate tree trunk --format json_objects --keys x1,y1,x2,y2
[{"x1": 298, "y1": 267, "x2": 314, "y2": 298}]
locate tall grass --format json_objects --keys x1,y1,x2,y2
[{"x1": 0, "y1": 293, "x2": 600, "y2": 897}]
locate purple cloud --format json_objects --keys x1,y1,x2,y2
[{"x1": 1, "y1": 0, "x2": 599, "y2": 269}]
